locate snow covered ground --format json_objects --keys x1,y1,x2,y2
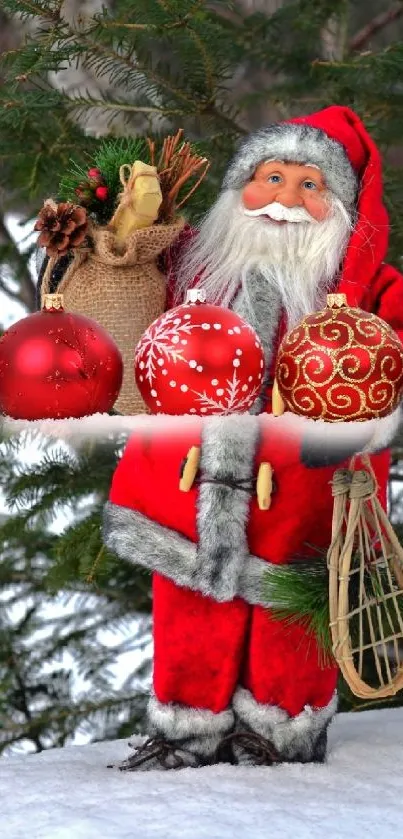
[{"x1": 1, "y1": 707, "x2": 403, "y2": 839}]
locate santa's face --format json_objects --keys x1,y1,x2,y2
[
  {"x1": 242, "y1": 161, "x2": 330, "y2": 223},
  {"x1": 175, "y1": 157, "x2": 354, "y2": 328}
]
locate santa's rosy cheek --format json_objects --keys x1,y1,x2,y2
[
  {"x1": 242, "y1": 181, "x2": 275, "y2": 210},
  {"x1": 304, "y1": 194, "x2": 330, "y2": 221}
]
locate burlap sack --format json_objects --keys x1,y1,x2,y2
[{"x1": 41, "y1": 218, "x2": 185, "y2": 415}]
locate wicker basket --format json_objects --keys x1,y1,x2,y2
[{"x1": 41, "y1": 218, "x2": 185, "y2": 415}]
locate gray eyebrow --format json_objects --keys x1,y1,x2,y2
[{"x1": 263, "y1": 159, "x2": 321, "y2": 171}]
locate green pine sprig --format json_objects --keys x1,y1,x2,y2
[
  {"x1": 266, "y1": 560, "x2": 333, "y2": 661},
  {"x1": 58, "y1": 137, "x2": 150, "y2": 224},
  {"x1": 267, "y1": 553, "x2": 403, "y2": 668}
]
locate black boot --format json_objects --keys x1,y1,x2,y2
[
  {"x1": 230, "y1": 687, "x2": 335, "y2": 766},
  {"x1": 217, "y1": 722, "x2": 329, "y2": 767},
  {"x1": 115, "y1": 696, "x2": 236, "y2": 772},
  {"x1": 217, "y1": 723, "x2": 282, "y2": 766},
  {"x1": 109, "y1": 736, "x2": 210, "y2": 771}
]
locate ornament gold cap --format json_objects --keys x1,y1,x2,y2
[
  {"x1": 326, "y1": 293, "x2": 347, "y2": 308},
  {"x1": 43, "y1": 293, "x2": 64, "y2": 311},
  {"x1": 185, "y1": 289, "x2": 206, "y2": 305}
]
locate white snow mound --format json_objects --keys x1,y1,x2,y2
[
  {"x1": 2, "y1": 409, "x2": 394, "y2": 448},
  {"x1": 1, "y1": 708, "x2": 403, "y2": 839}
]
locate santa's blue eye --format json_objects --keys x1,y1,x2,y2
[
  {"x1": 267, "y1": 174, "x2": 282, "y2": 183},
  {"x1": 303, "y1": 181, "x2": 317, "y2": 190}
]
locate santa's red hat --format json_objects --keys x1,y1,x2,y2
[{"x1": 222, "y1": 105, "x2": 381, "y2": 212}]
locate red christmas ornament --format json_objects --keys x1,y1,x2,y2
[
  {"x1": 95, "y1": 185, "x2": 109, "y2": 201},
  {"x1": 134, "y1": 291, "x2": 265, "y2": 415},
  {"x1": 0, "y1": 294, "x2": 123, "y2": 420},
  {"x1": 275, "y1": 294, "x2": 403, "y2": 421}
]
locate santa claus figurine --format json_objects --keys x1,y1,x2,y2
[{"x1": 103, "y1": 106, "x2": 403, "y2": 770}]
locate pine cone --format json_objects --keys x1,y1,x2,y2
[{"x1": 35, "y1": 199, "x2": 88, "y2": 257}]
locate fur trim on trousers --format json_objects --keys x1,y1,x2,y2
[
  {"x1": 148, "y1": 695, "x2": 234, "y2": 758},
  {"x1": 232, "y1": 686, "x2": 337, "y2": 762},
  {"x1": 146, "y1": 686, "x2": 337, "y2": 764}
]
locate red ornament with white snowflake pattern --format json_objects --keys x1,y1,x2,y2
[
  {"x1": 134, "y1": 291, "x2": 265, "y2": 415},
  {"x1": 0, "y1": 294, "x2": 123, "y2": 420}
]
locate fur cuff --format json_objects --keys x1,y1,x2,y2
[
  {"x1": 103, "y1": 501, "x2": 277, "y2": 605},
  {"x1": 298, "y1": 406, "x2": 401, "y2": 468},
  {"x1": 148, "y1": 695, "x2": 234, "y2": 757},
  {"x1": 103, "y1": 502, "x2": 196, "y2": 590},
  {"x1": 238, "y1": 554, "x2": 276, "y2": 606},
  {"x1": 233, "y1": 686, "x2": 338, "y2": 762}
]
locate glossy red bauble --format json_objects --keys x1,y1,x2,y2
[
  {"x1": 275, "y1": 294, "x2": 403, "y2": 421},
  {"x1": 0, "y1": 295, "x2": 123, "y2": 420},
  {"x1": 135, "y1": 300, "x2": 265, "y2": 415}
]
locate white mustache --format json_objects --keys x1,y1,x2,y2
[{"x1": 243, "y1": 201, "x2": 316, "y2": 223}]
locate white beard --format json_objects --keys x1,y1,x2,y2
[{"x1": 175, "y1": 189, "x2": 353, "y2": 328}]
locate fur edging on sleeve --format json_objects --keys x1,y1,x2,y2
[{"x1": 285, "y1": 405, "x2": 402, "y2": 461}]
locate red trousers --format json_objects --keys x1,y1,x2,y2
[{"x1": 153, "y1": 574, "x2": 338, "y2": 717}]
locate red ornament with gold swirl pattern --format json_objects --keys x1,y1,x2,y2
[{"x1": 274, "y1": 294, "x2": 403, "y2": 421}]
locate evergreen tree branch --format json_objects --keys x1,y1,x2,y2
[
  {"x1": 1, "y1": 692, "x2": 146, "y2": 740},
  {"x1": 0, "y1": 215, "x2": 36, "y2": 311},
  {"x1": 312, "y1": 41, "x2": 401, "y2": 69},
  {"x1": 350, "y1": 3, "x2": 403, "y2": 53},
  {"x1": 56, "y1": 12, "x2": 246, "y2": 131},
  {"x1": 186, "y1": 26, "x2": 216, "y2": 98},
  {"x1": 0, "y1": 276, "x2": 22, "y2": 303},
  {"x1": 100, "y1": 19, "x2": 191, "y2": 31},
  {"x1": 67, "y1": 97, "x2": 185, "y2": 117},
  {"x1": 1, "y1": 0, "x2": 62, "y2": 22},
  {"x1": 75, "y1": 32, "x2": 202, "y2": 108},
  {"x1": 11, "y1": 657, "x2": 45, "y2": 752}
]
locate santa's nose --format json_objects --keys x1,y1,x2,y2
[{"x1": 274, "y1": 186, "x2": 304, "y2": 208}]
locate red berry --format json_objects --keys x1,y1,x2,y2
[
  {"x1": 87, "y1": 167, "x2": 101, "y2": 179},
  {"x1": 95, "y1": 186, "x2": 109, "y2": 201}
]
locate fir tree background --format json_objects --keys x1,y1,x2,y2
[{"x1": 1, "y1": 0, "x2": 403, "y2": 754}]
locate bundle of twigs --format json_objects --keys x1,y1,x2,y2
[
  {"x1": 328, "y1": 458, "x2": 403, "y2": 699},
  {"x1": 148, "y1": 129, "x2": 210, "y2": 222}
]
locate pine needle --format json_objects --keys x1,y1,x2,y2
[
  {"x1": 266, "y1": 560, "x2": 333, "y2": 660},
  {"x1": 267, "y1": 554, "x2": 403, "y2": 667},
  {"x1": 58, "y1": 137, "x2": 150, "y2": 224}
]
